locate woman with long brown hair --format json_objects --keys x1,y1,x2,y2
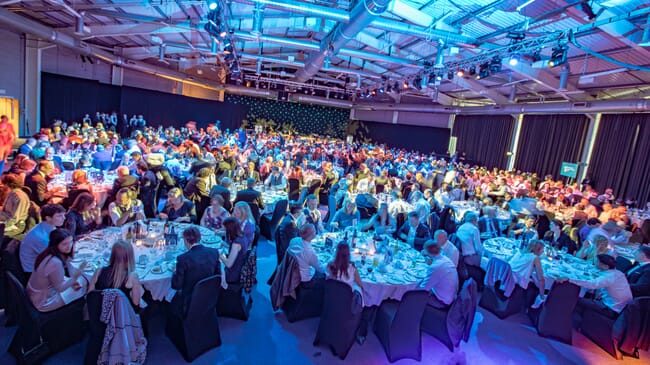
[
  {"x1": 88, "y1": 240, "x2": 143, "y2": 309},
  {"x1": 220, "y1": 217, "x2": 250, "y2": 284},
  {"x1": 63, "y1": 192, "x2": 103, "y2": 238},
  {"x1": 327, "y1": 243, "x2": 362, "y2": 292}
]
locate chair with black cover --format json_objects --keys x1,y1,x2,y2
[
  {"x1": 260, "y1": 199, "x2": 288, "y2": 240},
  {"x1": 313, "y1": 280, "x2": 363, "y2": 359},
  {"x1": 217, "y1": 250, "x2": 253, "y2": 321},
  {"x1": 527, "y1": 281, "x2": 579, "y2": 344},
  {"x1": 307, "y1": 180, "x2": 322, "y2": 204},
  {"x1": 427, "y1": 211, "x2": 441, "y2": 233},
  {"x1": 288, "y1": 178, "x2": 301, "y2": 202},
  {"x1": 271, "y1": 252, "x2": 324, "y2": 322},
  {"x1": 6, "y1": 272, "x2": 86, "y2": 364},
  {"x1": 421, "y1": 279, "x2": 478, "y2": 352},
  {"x1": 579, "y1": 296, "x2": 650, "y2": 359},
  {"x1": 616, "y1": 256, "x2": 633, "y2": 273},
  {"x1": 325, "y1": 193, "x2": 337, "y2": 224},
  {"x1": 84, "y1": 290, "x2": 107, "y2": 365},
  {"x1": 374, "y1": 290, "x2": 429, "y2": 362},
  {"x1": 166, "y1": 275, "x2": 222, "y2": 362},
  {"x1": 479, "y1": 257, "x2": 525, "y2": 319},
  {"x1": 247, "y1": 202, "x2": 261, "y2": 225},
  {"x1": 394, "y1": 213, "x2": 407, "y2": 239}
]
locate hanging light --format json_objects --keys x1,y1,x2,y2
[
  {"x1": 207, "y1": 0, "x2": 218, "y2": 11},
  {"x1": 456, "y1": 69, "x2": 465, "y2": 77},
  {"x1": 508, "y1": 54, "x2": 520, "y2": 66}
]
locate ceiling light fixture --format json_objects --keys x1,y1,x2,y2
[{"x1": 207, "y1": 0, "x2": 218, "y2": 11}]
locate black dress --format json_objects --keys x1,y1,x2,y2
[
  {"x1": 94, "y1": 266, "x2": 139, "y2": 312},
  {"x1": 225, "y1": 236, "x2": 250, "y2": 284}
]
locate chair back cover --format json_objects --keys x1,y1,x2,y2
[
  {"x1": 392, "y1": 290, "x2": 429, "y2": 335},
  {"x1": 186, "y1": 275, "x2": 221, "y2": 322},
  {"x1": 537, "y1": 281, "x2": 580, "y2": 342},
  {"x1": 615, "y1": 256, "x2": 633, "y2": 273},
  {"x1": 446, "y1": 278, "x2": 478, "y2": 345},
  {"x1": 6, "y1": 271, "x2": 40, "y2": 347},
  {"x1": 269, "y1": 199, "x2": 289, "y2": 234},
  {"x1": 269, "y1": 252, "x2": 301, "y2": 311},
  {"x1": 288, "y1": 179, "x2": 301, "y2": 201},
  {"x1": 614, "y1": 296, "x2": 650, "y2": 355}
]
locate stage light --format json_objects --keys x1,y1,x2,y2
[
  {"x1": 468, "y1": 65, "x2": 476, "y2": 76},
  {"x1": 378, "y1": 87, "x2": 384, "y2": 93},
  {"x1": 477, "y1": 62, "x2": 489, "y2": 80},
  {"x1": 456, "y1": 69, "x2": 464, "y2": 77},
  {"x1": 447, "y1": 70, "x2": 454, "y2": 80},
  {"x1": 508, "y1": 54, "x2": 520, "y2": 66},
  {"x1": 549, "y1": 44, "x2": 568, "y2": 67},
  {"x1": 489, "y1": 56, "x2": 502, "y2": 73},
  {"x1": 403, "y1": 81, "x2": 409, "y2": 89},
  {"x1": 207, "y1": 0, "x2": 218, "y2": 11}
]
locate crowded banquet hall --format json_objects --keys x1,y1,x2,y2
[{"x1": 1, "y1": 0, "x2": 650, "y2": 364}]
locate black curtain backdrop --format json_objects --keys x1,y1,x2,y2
[
  {"x1": 359, "y1": 120, "x2": 450, "y2": 153},
  {"x1": 452, "y1": 114, "x2": 514, "y2": 169},
  {"x1": 588, "y1": 114, "x2": 650, "y2": 204},
  {"x1": 515, "y1": 114, "x2": 589, "y2": 178}
]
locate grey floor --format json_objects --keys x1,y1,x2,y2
[{"x1": 0, "y1": 237, "x2": 647, "y2": 365}]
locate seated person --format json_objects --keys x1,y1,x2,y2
[
  {"x1": 170, "y1": 227, "x2": 220, "y2": 316},
  {"x1": 20, "y1": 204, "x2": 67, "y2": 274},
  {"x1": 264, "y1": 166, "x2": 287, "y2": 190},
  {"x1": 63, "y1": 192, "x2": 103, "y2": 238},
  {"x1": 327, "y1": 242, "x2": 363, "y2": 295},
  {"x1": 419, "y1": 240, "x2": 458, "y2": 309},
  {"x1": 560, "y1": 254, "x2": 633, "y2": 318},
  {"x1": 430, "y1": 229, "x2": 459, "y2": 267},
  {"x1": 233, "y1": 177, "x2": 265, "y2": 211},
  {"x1": 91, "y1": 144, "x2": 113, "y2": 170},
  {"x1": 88, "y1": 240, "x2": 144, "y2": 310},
  {"x1": 287, "y1": 224, "x2": 325, "y2": 287},
  {"x1": 545, "y1": 219, "x2": 577, "y2": 255},
  {"x1": 109, "y1": 166, "x2": 139, "y2": 203},
  {"x1": 576, "y1": 234, "x2": 611, "y2": 264},
  {"x1": 626, "y1": 245, "x2": 650, "y2": 297},
  {"x1": 25, "y1": 160, "x2": 60, "y2": 206},
  {"x1": 108, "y1": 188, "x2": 145, "y2": 227},
  {"x1": 508, "y1": 240, "x2": 546, "y2": 302},
  {"x1": 159, "y1": 187, "x2": 197, "y2": 223},
  {"x1": 330, "y1": 198, "x2": 361, "y2": 231},
  {"x1": 298, "y1": 194, "x2": 325, "y2": 234},
  {"x1": 511, "y1": 216, "x2": 539, "y2": 242},
  {"x1": 62, "y1": 169, "x2": 94, "y2": 209},
  {"x1": 397, "y1": 211, "x2": 431, "y2": 251},
  {"x1": 478, "y1": 206, "x2": 502, "y2": 238},
  {"x1": 26, "y1": 229, "x2": 88, "y2": 312},
  {"x1": 220, "y1": 217, "x2": 250, "y2": 285},
  {"x1": 361, "y1": 202, "x2": 396, "y2": 235},
  {"x1": 200, "y1": 194, "x2": 230, "y2": 234},
  {"x1": 0, "y1": 173, "x2": 32, "y2": 239}
]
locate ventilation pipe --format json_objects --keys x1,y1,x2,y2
[
  {"x1": 293, "y1": 0, "x2": 392, "y2": 82},
  {"x1": 251, "y1": 2, "x2": 264, "y2": 36}
]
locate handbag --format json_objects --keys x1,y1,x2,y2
[{"x1": 20, "y1": 337, "x2": 50, "y2": 365}]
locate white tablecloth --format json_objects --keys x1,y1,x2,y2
[
  {"x1": 72, "y1": 222, "x2": 223, "y2": 301},
  {"x1": 312, "y1": 231, "x2": 427, "y2": 306}
]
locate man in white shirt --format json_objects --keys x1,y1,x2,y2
[
  {"x1": 287, "y1": 224, "x2": 324, "y2": 287},
  {"x1": 419, "y1": 240, "x2": 459, "y2": 308},
  {"x1": 455, "y1": 212, "x2": 482, "y2": 267},
  {"x1": 562, "y1": 254, "x2": 633, "y2": 319},
  {"x1": 430, "y1": 229, "x2": 459, "y2": 267}
]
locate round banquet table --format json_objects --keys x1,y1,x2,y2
[
  {"x1": 481, "y1": 237, "x2": 604, "y2": 291},
  {"x1": 229, "y1": 183, "x2": 288, "y2": 214},
  {"x1": 48, "y1": 168, "x2": 116, "y2": 208},
  {"x1": 312, "y1": 230, "x2": 427, "y2": 307},
  {"x1": 72, "y1": 221, "x2": 224, "y2": 301}
]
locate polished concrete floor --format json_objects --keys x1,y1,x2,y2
[{"x1": 0, "y1": 237, "x2": 647, "y2": 365}]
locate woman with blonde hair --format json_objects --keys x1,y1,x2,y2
[
  {"x1": 159, "y1": 187, "x2": 196, "y2": 223},
  {"x1": 89, "y1": 240, "x2": 143, "y2": 309},
  {"x1": 232, "y1": 201, "x2": 255, "y2": 248},
  {"x1": 331, "y1": 198, "x2": 360, "y2": 230}
]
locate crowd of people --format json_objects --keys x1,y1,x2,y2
[{"x1": 0, "y1": 112, "x2": 648, "y2": 362}]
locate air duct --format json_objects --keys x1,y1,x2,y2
[
  {"x1": 251, "y1": 2, "x2": 264, "y2": 36},
  {"x1": 0, "y1": 8, "x2": 274, "y2": 99},
  {"x1": 293, "y1": 0, "x2": 392, "y2": 82}
]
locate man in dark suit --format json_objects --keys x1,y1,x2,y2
[
  {"x1": 397, "y1": 211, "x2": 431, "y2": 251},
  {"x1": 275, "y1": 202, "x2": 302, "y2": 266},
  {"x1": 136, "y1": 161, "x2": 158, "y2": 218},
  {"x1": 209, "y1": 177, "x2": 232, "y2": 212},
  {"x1": 25, "y1": 160, "x2": 57, "y2": 206},
  {"x1": 170, "y1": 227, "x2": 220, "y2": 316},
  {"x1": 234, "y1": 177, "x2": 265, "y2": 211},
  {"x1": 627, "y1": 245, "x2": 650, "y2": 297},
  {"x1": 478, "y1": 206, "x2": 501, "y2": 239}
]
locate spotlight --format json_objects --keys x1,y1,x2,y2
[
  {"x1": 403, "y1": 81, "x2": 409, "y2": 89},
  {"x1": 489, "y1": 56, "x2": 502, "y2": 73},
  {"x1": 456, "y1": 69, "x2": 465, "y2": 77},
  {"x1": 580, "y1": 1, "x2": 596, "y2": 20},
  {"x1": 549, "y1": 44, "x2": 568, "y2": 67},
  {"x1": 371, "y1": 89, "x2": 377, "y2": 96},
  {"x1": 508, "y1": 54, "x2": 519, "y2": 66},
  {"x1": 207, "y1": 0, "x2": 218, "y2": 11},
  {"x1": 379, "y1": 87, "x2": 384, "y2": 93},
  {"x1": 447, "y1": 71, "x2": 454, "y2": 80},
  {"x1": 477, "y1": 62, "x2": 489, "y2": 80},
  {"x1": 468, "y1": 65, "x2": 476, "y2": 76}
]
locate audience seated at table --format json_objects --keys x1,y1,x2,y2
[
  {"x1": 233, "y1": 177, "x2": 265, "y2": 211},
  {"x1": 63, "y1": 192, "x2": 103, "y2": 238},
  {"x1": 298, "y1": 194, "x2": 325, "y2": 234},
  {"x1": 431, "y1": 229, "x2": 459, "y2": 267},
  {"x1": 0, "y1": 173, "x2": 31, "y2": 239},
  {"x1": 361, "y1": 202, "x2": 396, "y2": 236},
  {"x1": 200, "y1": 193, "x2": 229, "y2": 234},
  {"x1": 220, "y1": 217, "x2": 250, "y2": 285},
  {"x1": 397, "y1": 211, "x2": 431, "y2": 251},
  {"x1": 264, "y1": 166, "x2": 287, "y2": 190},
  {"x1": 170, "y1": 227, "x2": 220, "y2": 317},
  {"x1": 26, "y1": 229, "x2": 87, "y2": 312},
  {"x1": 20, "y1": 204, "x2": 67, "y2": 274},
  {"x1": 508, "y1": 240, "x2": 546, "y2": 302},
  {"x1": 626, "y1": 245, "x2": 650, "y2": 297},
  {"x1": 331, "y1": 198, "x2": 361, "y2": 231},
  {"x1": 287, "y1": 224, "x2": 325, "y2": 287},
  {"x1": 159, "y1": 187, "x2": 197, "y2": 223},
  {"x1": 419, "y1": 239, "x2": 458, "y2": 309},
  {"x1": 544, "y1": 219, "x2": 578, "y2": 255},
  {"x1": 109, "y1": 188, "x2": 145, "y2": 226}
]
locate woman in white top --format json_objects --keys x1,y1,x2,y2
[
  {"x1": 327, "y1": 243, "x2": 363, "y2": 295},
  {"x1": 508, "y1": 239, "x2": 546, "y2": 298}
]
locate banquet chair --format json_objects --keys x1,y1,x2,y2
[
  {"x1": 1, "y1": 238, "x2": 28, "y2": 326},
  {"x1": 307, "y1": 180, "x2": 322, "y2": 204},
  {"x1": 288, "y1": 178, "x2": 301, "y2": 202},
  {"x1": 427, "y1": 211, "x2": 441, "y2": 233},
  {"x1": 260, "y1": 199, "x2": 288, "y2": 241},
  {"x1": 373, "y1": 290, "x2": 429, "y2": 362},
  {"x1": 6, "y1": 272, "x2": 86, "y2": 363},
  {"x1": 479, "y1": 257, "x2": 525, "y2": 319},
  {"x1": 421, "y1": 279, "x2": 478, "y2": 352},
  {"x1": 313, "y1": 280, "x2": 363, "y2": 360},
  {"x1": 217, "y1": 250, "x2": 253, "y2": 321},
  {"x1": 325, "y1": 193, "x2": 337, "y2": 223},
  {"x1": 579, "y1": 296, "x2": 650, "y2": 359},
  {"x1": 166, "y1": 274, "x2": 222, "y2": 362},
  {"x1": 270, "y1": 252, "x2": 324, "y2": 322},
  {"x1": 247, "y1": 202, "x2": 261, "y2": 225},
  {"x1": 527, "y1": 281, "x2": 580, "y2": 344}
]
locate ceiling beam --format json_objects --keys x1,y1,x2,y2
[
  {"x1": 453, "y1": 76, "x2": 510, "y2": 104},
  {"x1": 504, "y1": 61, "x2": 581, "y2": 101}
]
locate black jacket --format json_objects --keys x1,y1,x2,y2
[
  {"x1": 627, "y1": 263, "x2": 650, "y2": 298},
  {"x1": 171, "y1": 245, "x2": 220, "y2": 309},
  {"x1": 234, "y1": 188, "x2": 265, "y2": 209}
]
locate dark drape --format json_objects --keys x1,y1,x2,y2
[
  {"x1": 452, "y1": 114, "x2": 514, "y2": 169},
  {"x1": 514, "y1": 114, "x2": 589, "y2": 178},
  {"x1": 588, "y1": 114, "x2": 650, "y2": 204},
  {"x1": 359, "y1": 120, "x2": 450, "y2": 154},
  {"x1": 41, "y1": 73, "x2": 121, "y2": 125}
]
